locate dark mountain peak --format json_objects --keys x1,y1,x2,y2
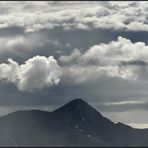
[
  {"x1": 52, "y1": 98, "x2": 115, "y2": 128},
  {"x1": 52, "y1": 98, "x2": 91, "y2": 115},
  {"x1": 69, "y1": 98, "x2": 86, "y2": 103},
  {"x1": 65, "y1": 98, "x2": 88, "y2": 107},
  {"x1": 69, "y1": 98, "x2": 85, "y2": 103}
]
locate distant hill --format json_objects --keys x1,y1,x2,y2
[{"x1": 0, "y1": 98, "x2": 148, "y2": 146}]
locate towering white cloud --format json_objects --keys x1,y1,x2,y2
[{"x1": 0, "y1": 55, "x2": 62, "y2": 91}]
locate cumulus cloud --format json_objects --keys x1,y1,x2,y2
[
  {"x1": 59, "y1": 36, "x2": 148, "y2": 84},
  {"x1": 0, "y1": 55, "x2": 62, "y2": 91},
  {"x1": 82, "y1": 36, "x2": 148, "y2": 63}
]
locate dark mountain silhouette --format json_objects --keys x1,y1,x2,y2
[{"x1": 0, "y1": 98, "x2": 148, "y2": 146}]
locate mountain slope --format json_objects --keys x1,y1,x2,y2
[{"x1": 0, "y1": 98, "x2": 147, "y2": 146}]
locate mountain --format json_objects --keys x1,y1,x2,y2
[{"x1": 0, "y1": 98, "x2": 148, "y2": 146}]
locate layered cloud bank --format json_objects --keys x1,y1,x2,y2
[
  {"x1": 0, "y1": 56, "x2": 62, "y2": 91},
  {"x1": 0, "y1": 1, "x2": 148, "y2": 32}
]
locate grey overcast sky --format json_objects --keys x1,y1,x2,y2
[{"x1": 1, "y1": 1, "x2": 148, "y2": 128}]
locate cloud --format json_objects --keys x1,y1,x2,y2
[
  {"x1": 0, "y1": 1, "x2": 148, "y2": 32},
  {"x1": 0, "y1": 55, "x2": 62, "y2": 92},
  {"x1": 59, "y1": 36, "x2": 148, "y2": 84},
  {"x1": 0, "y1": 36, "x2": 24, "y2": 54},
  {"x1": 94, "y1": 100, "x2": 148, "y2": 112},
  {"x1": 0, "y1": 29, "x2": 66, "y2": 63}
]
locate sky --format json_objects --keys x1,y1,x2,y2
[{"x1": 1, "y1": 1, "x2": 148, "y2": 128}]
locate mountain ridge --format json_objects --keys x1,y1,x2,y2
[{"x1": 0, "y1": 98, "x2": 148, "y2": 146}]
